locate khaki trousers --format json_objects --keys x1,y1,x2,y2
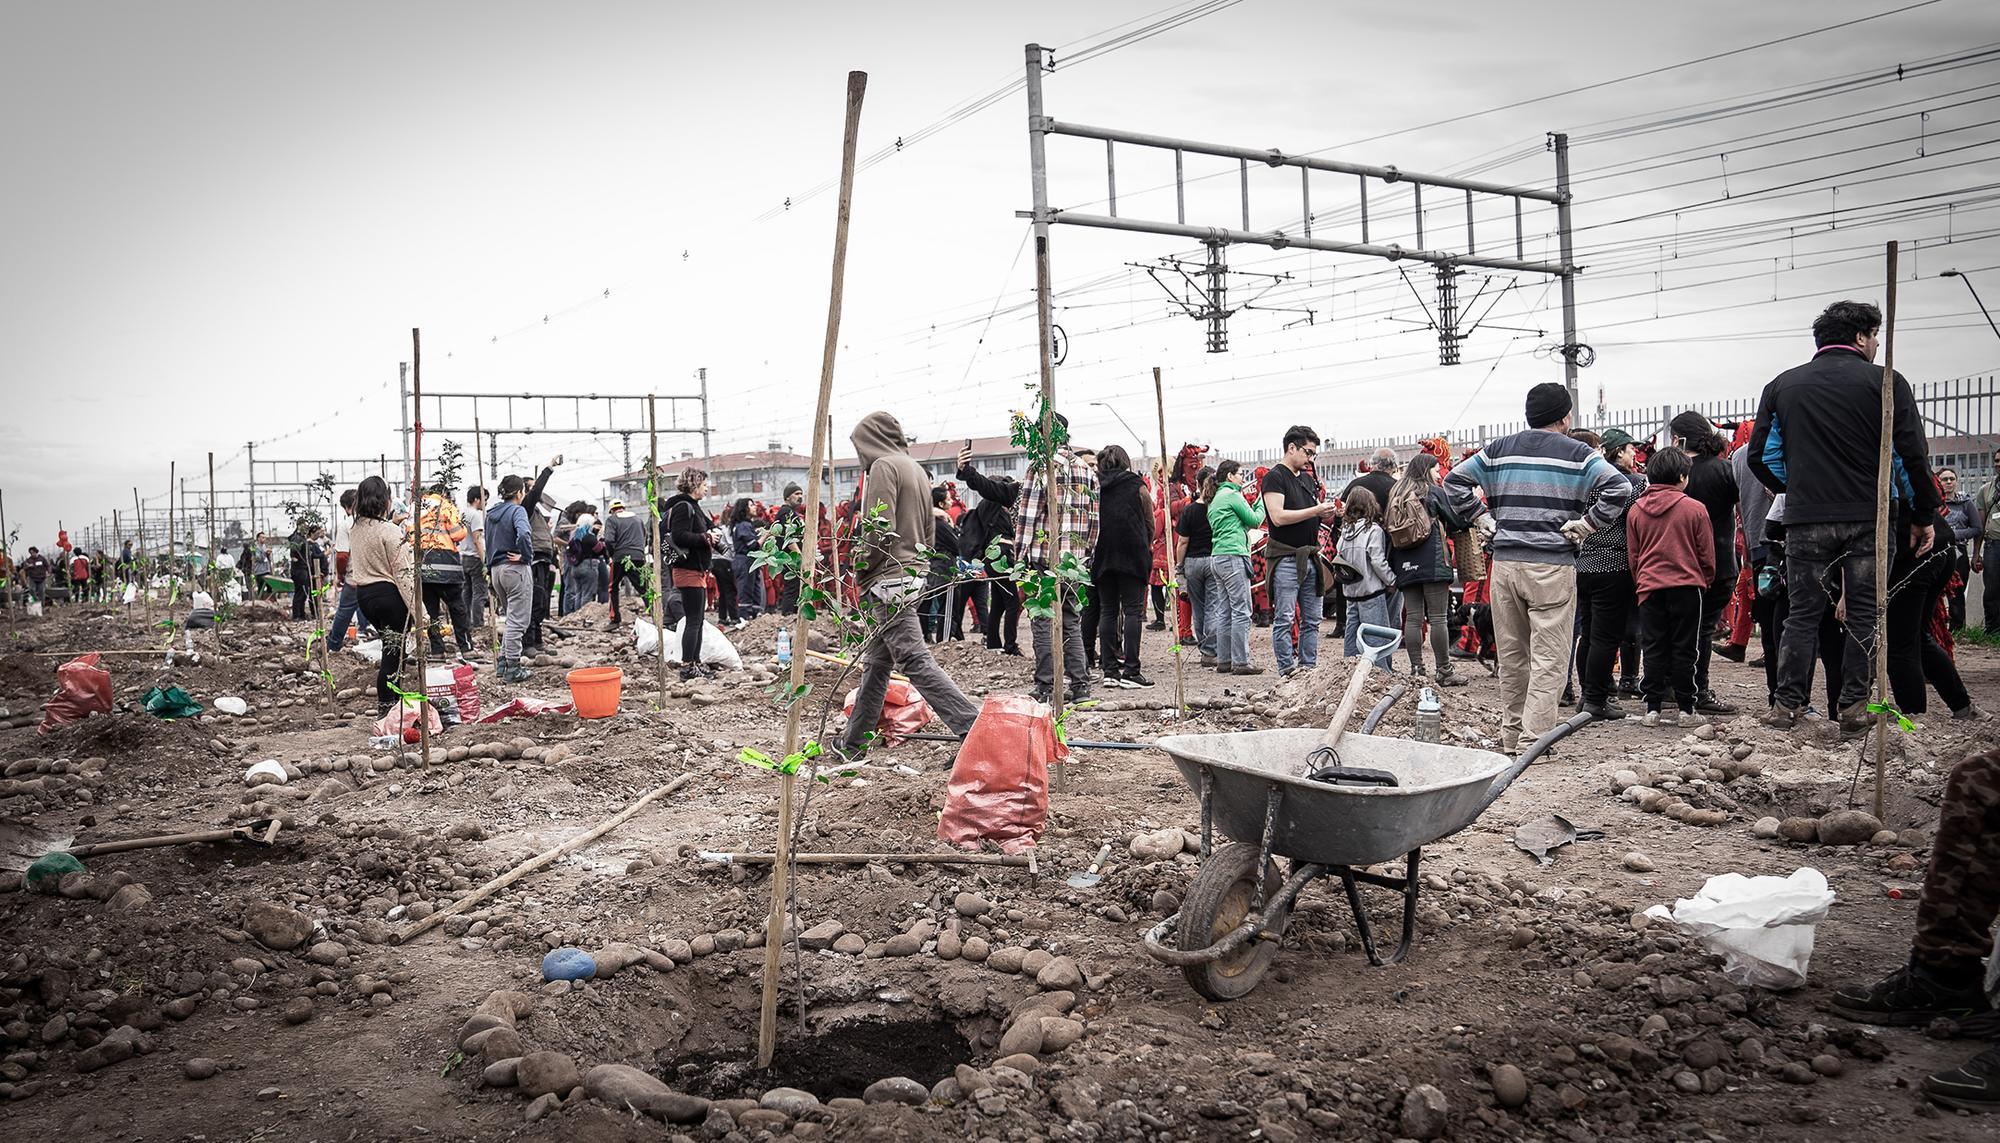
[{"x1": 1490, "y1": 559, "x2": 1578, "y2": 752}]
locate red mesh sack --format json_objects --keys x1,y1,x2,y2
[
  {"x1": 938, "y1": 694, "x2": 1065, "y2": 854},
  {"x1": 40, "y1": 653, "x2": 113, "y2": 734},
  {"x1": 842, "y1": 679, "x2": 933, "y2": 747}
]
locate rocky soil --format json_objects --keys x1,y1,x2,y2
[{"x1": 0, "y1": 600, "x2": 1994, "y2": 1141}]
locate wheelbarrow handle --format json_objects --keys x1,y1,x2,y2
[{"x1": 1470, "y1": 711, "x2": 1594, "y2": 818}]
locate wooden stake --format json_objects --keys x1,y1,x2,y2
[
  {"x1": 206, "y1": 452, "x2": 218, "y2": 575},
  {"x1": 1871, "y1": 243, "x2": 1898, "y2": 820},
  {"x1": 134, "y1": 487, "x2": 150, "y2": 625},
  {"x1": 410, "y1": 328, "x2": 431, "y2": 769},
  {"x1": 167, "y1": 461, "x2": 176, "y2": 588},
  {"x1": 398, "y1": 772, "x2": 695, "y2": 943},
  {"x1": 1033, "y1": 206, "x2": 1066, "y2": 791},
  {"x1": 759, "y1": 68, "x2": 866, "y2": 1071},
  {"x1": 0, "y1": 487, "x2": 10, "y2": 632},
  {"x1": 1153, "y1": 366, "x2": 1186, "y2": 716},
  {"x1": 649, "y1": 395, "x2": 668, "y2": 706},
  {"x1": 709, "y1": 851, "x2": 1032, "y2": 868}
]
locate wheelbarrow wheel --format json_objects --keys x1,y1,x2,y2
[{"x1": 1178, "y1": 842, "x2": 1286, "y2": 1001}]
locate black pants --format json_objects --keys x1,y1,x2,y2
[
  {"x1": 421, "y1": 578, "x2": 473, "y2": 654},
  {"x1": 1639, "y1": 585, "x2": 1703, "y2": 713},
  {"x1": 952, "y1": 579, "x2": 988, "y2": 640},
  {"x1": 527, "y1": 559, "x2": 553, "y2": 649},
  {"x1": 1691, "y1": 561, "x2": 1736, "y2": 694},
  {"x1": 1947, "y1": 545, "x2": 1969, "y2": 629},
  {"x1": 1150, "y1": 582, "x2": 1168, "y2": 623},
  {"x1": 779, "y1": 572, "x2": 800, "y2": 615},
  {"x1": 355, "y1": 582, "x2": 411, "y2": 708},
  {"x1": 1093, "y1": 569, "x2": 1147, "y2": 676},
  {"x1": 1577, "y1": 569, "x2": 1637, "y2": 707},
  {"x1": 292, "y1": 580, "x2": 310, "y2": 620},
  {"x1": 711, "y1": 559, "x2": 738, "y2": 624},
  {"x1": 608, "y1": 556, "x2": 648, "y2": 624},
  {"x1": 679, "y1": 587, "x2": 706, "y2": 665},
  {"x1": 1081, "y1": 593, "x2": 1101, "y2": 667},
  {"x1": 1887, "y1": 542, "x2": 1970, "y2": 716},
  {"x1": 984, "y1": 574, "x2": 1021, "y2": 650}
]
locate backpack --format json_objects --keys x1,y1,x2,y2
[{"x1": 1384, "y1": 488, "x2": 1434, "y2": 550}]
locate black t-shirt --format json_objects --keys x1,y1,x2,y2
[
  {"x1": 1176, "y1": 501, "x2": 1213, "y2": 559},
  {"x1": 1342, "y1": 470, "x2": 1396, "y2": 514},
  {"x1": 1260, "y1": 464, "x2": 1324, "y2": 548}
]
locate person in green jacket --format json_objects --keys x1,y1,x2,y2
[{"x1": 1206, "y1": 459, "x2": 1265, "y2": 674}]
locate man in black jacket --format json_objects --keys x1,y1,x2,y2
[
  {"x1": 955, "y1": 446, "x2": 1021, "y2": 653},
  {"x1": 1748, "y1": 299, "x2": 1938, "y2": 732}
]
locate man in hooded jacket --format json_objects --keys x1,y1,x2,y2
[{"x1": 835, "y1": 411, "x2": 981, "y2": 758}]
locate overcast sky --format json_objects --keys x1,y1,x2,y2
[{"x1": 3, "y1": 0, "x2": 1995, "y2": 548}]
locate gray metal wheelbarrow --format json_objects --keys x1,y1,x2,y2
[{"x1": 1142, "y1": 702, "x2": 1590, "y2": 1000}]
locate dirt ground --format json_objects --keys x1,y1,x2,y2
[{"x1": 0, "y1": 597, "x2": 1994, "y2": 1142}]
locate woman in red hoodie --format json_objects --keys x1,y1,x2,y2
[{"x1": 1626, "y1": 447, "x2": 1716, "y2": 727}]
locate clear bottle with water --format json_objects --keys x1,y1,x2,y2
[
  {"x1": 775, "y1": 627, "x2": 792, "y2": 668},
  {"x1": 1414, "y1": 686, "x2": 1441, "y2": 743}
]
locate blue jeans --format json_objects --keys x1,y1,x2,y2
[
  {"x1": 1181, "y1": 556, "x2": 1216, "y2": 659},
  {"x1": 325, "y1": 583, "x2": 373, "y2": 651},
  {"x1": 1344, "y1": 592, "x2": 1394, "y2": 666},
  {"x1": 1210, "y1": 554, "x2": 1253, "y2": 667},
  {"x1": 1271, "y1": 554, "x2": 1320, "y2": 671}
]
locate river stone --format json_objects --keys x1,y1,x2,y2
[
  {"x1": 1038, "y1": 1016, "x2": 1084, "y2": 1052},
  {"x1": 243, "y1": 902, "x2": 314, "y2": 951},
  {"x1": 1400, "y1": 1083, "x2": 1449, "y2": 1141},
  {"x1": 759, "y1": 1087, "x2": 823, "y2": 1116},
  {"x1": 306, "y1": 941, "x2": 347, "y2": 965},
  {"x1": 832, "y1": 932, "x2": 867, "y2": 955},
  {"x1": 1019, "y1": 949, "x2": 1054, "y2": 977},
  {"x1": 1776, "y1": 817, "x2": 1819, "y2": 843},
  {"x1": 987, "y1": 946, "x2": 1025, "y2": 974},
  {"x1": 1751, "y1": 816, "x2": 1781, "y2": 839},
  {"x1": 961, "y1": 936, "x2": 990, "y2": 962},
  {"x1": 1036, "y1": 955, "x2": 1084, "y2": 991},
  {"x1": 516, "y1": 1051, "x2": 581, "y2": 1098},
  {"x1": 584, "y1": 1063, "x2": 711, "y2": 1123},
  {"x1": 997, "y1": 1018, "x2": 1044, "y2": 1057},
  {"x1": 863, "y1": 1076, "x2": 929, "y2": 1106},
  {"x1": 483, "y1": 1057, "x2": 520, "y2": 1086},
  {"x1": 1129, "y1": 827, "x2": 1184, "y2": 863},
  {"x1": 954, "y1": 892, "x2": 992, "y2": 916},
  {"x1": 1489, "y1": 1063, "x2": 1528, "y2": 1108},
  {"x1": 1817, "y1": 810, "x2": 1883, "y2": 846}
]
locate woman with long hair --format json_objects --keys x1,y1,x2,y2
[
  {"x1": 1384, "y1": 453, "x2": 1464, "y2": 684},
  {"x1": 1336, "y1": 488, "x2": 1396, "y2": 667},
  {"x1": 710, "y1": 502, "x2": 740, "y2": 627},
  {"x1": 729, "y1": 496, "x2": 762, "y2": 622},
  {"x1": 1204, "y1": 458, "x2": 1264, "y2": 674},
  {"x1": 346, "y1": 476, "x2": 415, "y2": 713},
  {"x1": 663, "y1": 469, "x2": 717, "y2": 679},
  {"x1": 1090, "y1": 444, "x2": 1156, "y2": 687},
  {"x1": 1176, "y1": 465, "x2": 1220, "y2": 666}
]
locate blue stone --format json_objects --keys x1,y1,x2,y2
[{"x1": 541, "y1": 947, "x2": 597, "y2": 982}]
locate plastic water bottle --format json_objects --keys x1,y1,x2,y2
[
  {"x1": 775, "y1": 628, "x2": 792, "y2": 669},
  {"x1": 1414, "y1": 686, "x2": 1441, "y2": 743}
]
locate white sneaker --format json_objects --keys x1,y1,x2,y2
[{"x1": 1642, "y1": 710, "x2": 1661, "y2": 727}]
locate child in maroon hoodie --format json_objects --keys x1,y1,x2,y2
[{"x1": 1626, "y1": 447, "x2": 1717, "y2": 726}]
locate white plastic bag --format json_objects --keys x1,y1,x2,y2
[
  {"x1": 122, "y1": 582, "x2": 138, "y2": 605},
  {"x1": 244, "y1": 760, "x2": 288, "y2": 786},
  {"x1": 349, "y1": 638, "x2": 384, "y2": 664},
  {"x1": 634, "y1": 619, "x2": 660, "y2": 657},
  {"x1": 667, "y1": 620, "x2": 743, "y2": 669},
  {"x1": 1643, "y1": 867, "x2": 1835, "y2": 989}
]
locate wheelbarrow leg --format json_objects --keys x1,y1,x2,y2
[{"x1": 1338, "y1": 848, "x2": 1421, "y2": 967}]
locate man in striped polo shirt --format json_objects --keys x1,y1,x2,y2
[{"x1": 1446, "y1": 383, "x2": 1632, "y2": 752}]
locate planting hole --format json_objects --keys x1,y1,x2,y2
[{"x1": 666, "y1": 1017, "x2": 973, "y2": 1101}]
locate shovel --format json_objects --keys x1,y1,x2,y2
[
  {"x1": 1067, "y1": 843, "x2": 1113, "y2": 888},
  {"x1": 4, "y1": 818, "x2": 283, "y2": 869},
  {"x1": 1308, "y1": 623, "x2": 1402, "y2": 772}
]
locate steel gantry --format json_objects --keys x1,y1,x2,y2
[{"x1": 1020, "y1": 42, "x2": 1586, "y2": 397}]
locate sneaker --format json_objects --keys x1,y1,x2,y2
[
  {"x1": 1124, "y1": 671, "x2": 1156, "y2": 689},
  {"x1": 1618, "y1": 679, "x2": 1641, "y2": 698},
  {"x1": 1830, "y1": 962, "x2": 1996, "y2": 1028},
  {"x1": 1694, "y1": 689, "x2": 1739, "y2": 716},
  {"x1": 1433, "y1": 667, "x2": 1468, "y2": 688},
  {"x1": 1449, "y1": 646, "x2": 1476, "y2": 660},
  {"x1": 1580, "y1": 701, "x2": 1627, "y2": 722},
  {"x1": 1762, "y1": 705, "x2": 1801, "y2": 730},
  {"x1": 1146, "y1": 620, "x2": 1168, "y2": 631},
  {"x1": 1642, "y1": 709, "x2": 1662, "y2": 727},
  {"x1": 1714, "y1": 642, "x2": 1747, "y2": 663},
  {"x1": 1001, "y1": 645, "x2": 1024, "y2": 657},
  {"x1": 1838, "y1": 700, "x2": 1876, "y2": 736},
  {"x1": 1952, "y1": 704, "x2": 1986, "y2": 721},
  {"x1": 679, "y1": 663, "x2": 701, "y2": 682},
  {"x1": 1677, "y1": 710, "x2": 1707, "y2": 727},
  {"x1": 1279, "y1": 665, "x2": 1299, "y2": 680},
  {"x1": 1230, "y1": 664, "x2": 1266, "y2": 676},
  {"x1": 1924, "y1": 1045, "x2": 2000, "y2": 1113},
  {"x1": 1199, "y1": 655, "x2": 1218, "y2": 668},
  {"x1": 1031, "y1": 685, "x2": 1053, "y2": 704},
  {"x1": 1102, "y1": 671, "x2": 1134, "y2": 689},
  {"x1": 1561, "y1": 686, "x2": 1577, "y2": 706},
  {"x1": 1659, "y1": 709, "x2": 1684, "y2": 727}
]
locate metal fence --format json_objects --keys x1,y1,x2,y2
[{"x1": 1217, "y1": 374, "x2": 1998, "y2": 484}]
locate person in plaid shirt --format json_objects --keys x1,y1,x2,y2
[{"x1": 1015, "y1": 412, "x2": 1100, "y2": 703}]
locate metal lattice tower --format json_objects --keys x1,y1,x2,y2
[{"x1": 1436, "y1": 265, "x2": 1462, "y2": 366}]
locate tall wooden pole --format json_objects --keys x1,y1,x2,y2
[
  {"x1": 1870, "y1": 243, "x2": 1898, "y2": 819},
  {"x1": 1154, "y1": 366, "x2": 1186, "y2": 716},
  {"x1": 825, "y1": 413, "x2": 842, "y2": 605},
  {"x1": 0, "y1": 488, "x2": 10, "y2": 631},
  {"x1": 206, "y1": 452, "x2": 218, "y2": 576},
  {"x1": 649, "y1": 395, "x2": 667, "y2": 706},
  {"x1": 759, "y1": 68, "x2": 866, "y2": 1071},
  {"x1": 167, "y1": 462, "x2": 177, "y2": 591},
  {"x1": 410, "y1": 328, "x2": 432, "y2": 768}
]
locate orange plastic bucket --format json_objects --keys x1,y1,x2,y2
[{"x1": 566, "y1": 666, "x2": 624, "y2": 718}]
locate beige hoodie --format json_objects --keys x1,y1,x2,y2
[{"x1": 849, "y1": 411, "x2": 933, "y2": 590}]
